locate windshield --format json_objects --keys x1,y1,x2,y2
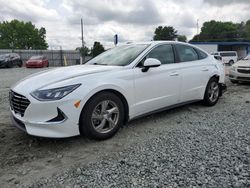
[
  {"x1": 30, "y1": 56, "x2": 43, "y2": 60},
  {"x1": 87, "y1": 44, "x2": 148, "y2": 66},
  {"x1": 0, "y1": 54, "x2": 9, "y2": 59},
  {"x1": 243, "y1": 54, "x2": 250, "y2": 60}
]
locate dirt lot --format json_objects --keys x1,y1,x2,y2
[{"x1": 0, "y1": 67, "x2": 249, "y2": 187}]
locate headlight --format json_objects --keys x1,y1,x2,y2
[
  {"x1": 231, "y1": 66, "x2": 236, "y2": 71},
  {"x1": 31, "y1": 84, "x2": 81, "y2": 101}
]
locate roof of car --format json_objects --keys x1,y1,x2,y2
[
  {"x1": 117, "y1": 41, "x2": 209, "y2": 55},
  {"x1": 122, "y1": 41, "x2": 191, "y2": 46},
  {"x1": 127, "y1": 40, "x2": 188, "y2": 44}
]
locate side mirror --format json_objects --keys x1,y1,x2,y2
[
  {"x1": 214, "y1": 55, "x2": 222, "y2": 61},
  {"x1": 142, "y1": 58, "x2": 161, "y2": 72}
]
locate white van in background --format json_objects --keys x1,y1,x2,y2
[{"x1": 211, "y1": 51, "x2": 238, "y2": 65}]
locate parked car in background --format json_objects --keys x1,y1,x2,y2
[
  {"x1": 26, "y1": 56, "x2": 49, "y2": 68},
  {"x1": 10, "y1": 41, "x2": 226, "y2": 140},
  {"x1": 211, "y1": 51, "x2": 238, "y2": 65},
  {"x1": 0, "y1": 53, "x2": 23, "y2": 68},
  {"x1": 229, "y1": 54, "x2": 250, "y2": 83}
]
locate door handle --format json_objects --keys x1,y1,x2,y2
[
  {"x1": 170, "y1": 72, "x2": 179, "y2": 76},
  {"x1": 202, "y1": 68, "x2": 209, "y2": 71}
]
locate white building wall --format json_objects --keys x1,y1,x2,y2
[
  {"x1": 195, "y1": 44, "x2": 218, "y2": 54},
  {"x1": 232, "y1": 46, "x2": 247, "y2": 59}
]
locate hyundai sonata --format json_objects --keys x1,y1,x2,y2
[{"x1": 10, "y1": 41, "x2": 226, "y2": 140}]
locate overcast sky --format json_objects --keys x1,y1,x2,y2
[{"x1": 1, "y1": 0, "x2": 250, "y2": 49}]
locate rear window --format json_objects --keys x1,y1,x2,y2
[
  {"x1": 175, "y1": 44, "x2": 199, "y2": 62},
  {"x1": 220, "y1": 52, "x2": 236, "y2": 57},
  {"x1": 195, "y1": 48, "x2": 208, "y2": 60},
  {"x1": 30, "y1": 56, "x2": 43, "y2": 60}
]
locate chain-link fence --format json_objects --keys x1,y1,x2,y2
[{"x1": 0, "y1": 49, "x2": 91, "y2": 66}]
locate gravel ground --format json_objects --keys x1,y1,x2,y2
[{"x1": 0, "y1": 67, "x2": 249, "y2": 188}]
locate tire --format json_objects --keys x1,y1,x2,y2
[
  {"x1": 79, "y1": 92, "x2": 124, "y2": 140},
  {"x1": 230, "y1": 79, "x2": 238, "y2": 84},
  {"x1": 229, "y1": 60, "x2": 234, "y2": 66},
  {"x1": 202, "y1": 77, "x2": 220, "y2": 106},
  {"x1": 18, "y1": 60, "x2": 23, "y2": 67},
  {"x1": 7, "y1": 61, "x2": 13, "y2": 68}
]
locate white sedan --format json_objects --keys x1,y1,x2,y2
[
  {"x1": 229, "y1": 54, "x2": 250, "y2": 83},
  {"x1": 10, "y1": 41, "x2": 226, "y2": 140}
]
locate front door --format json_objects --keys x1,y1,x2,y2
[{"x1": 133, "y1": 44, "x2": 181, "y2": 116}]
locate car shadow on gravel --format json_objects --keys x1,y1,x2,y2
[
  {"x1": 0, "y1": 101, "x2": 206, "y2": 170},
  {"x1": 0, "y1": 123, "x2": 86, "y2": 169}
]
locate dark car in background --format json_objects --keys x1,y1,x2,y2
[
  {"x1": 0, "y1": 53, "x2": 23, "y2": 68},
  {"x1": 25, "y1": 55, "x2": 49, "y2": 68}
]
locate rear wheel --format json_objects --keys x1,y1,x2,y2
[
  {"x1": 202, "y1": 77, "x2": 220, "y2": 106},
  {"x1": 79, "y1": 92, "x2": 124, "y2": 140}
]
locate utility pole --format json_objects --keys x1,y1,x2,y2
[
  {"x1": 60, "y1": 46, "x2": 63, "y2": 66},
  {"x1": 197, "y1": 19, "x2": 200, "y2": 41},
  {"x1": 114, "y1": 34, "x2": 118, "y2": 46},
  {"x1": 197, "y1": 19, "x2": 199, "y2": 35},
  {"x1": 81, "y1": 18, "x2": 85, "y2": 63}
]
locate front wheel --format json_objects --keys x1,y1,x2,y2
[
  {"x1": 18, "y1": 60, "x2": 23, "y2": 67},
  {"x1": 6, "y1": 61, "x2": 13, "y2": 68},
  {"x1": 79, "y1": 92, "x2": 124, "y2": 140},
  {"x1": 202, "y1": 77, "x2": 220, "y2": 106}
]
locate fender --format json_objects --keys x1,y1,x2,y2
[{"x1": 79, "y1": 83, "x2": 134, "y2": 117}]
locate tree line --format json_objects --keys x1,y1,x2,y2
[
  {"x1": 1, "y1": 19, "x2": 250, "y2": 57},
  {"x1": 191, "y1": 20, "x2": 250, "y2": 42}
]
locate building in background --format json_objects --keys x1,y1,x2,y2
[{"x1": 190, "y1": 42, "x2": 250, "y2": 59}]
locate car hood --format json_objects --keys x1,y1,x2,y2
[
  {"x1": 235, "y1": 60, "x2": 250, "y2": 67},
  {"x1": 12, "y1": 65, "x2": 122, "y2": 93}
]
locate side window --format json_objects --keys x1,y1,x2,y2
[
  {"x1": 146, "y1": 45, "x2": 175, "y2": 65},
  {"x1": 195, "y1": 48, "x2": 208, "y2": 60},
  {"x1": 220, "y1": 52, "x2": 236, "y2": 57},
  {"x1": 175, "y1": 45, "x2": 199, "y2": 62}
]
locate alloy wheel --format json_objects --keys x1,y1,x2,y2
[
  {"x1": 91, "y1": 100, "x2": 120, "y2": 134},
  {"x1": 208, "y1": 81, "x2": 219, "y2": 103}
]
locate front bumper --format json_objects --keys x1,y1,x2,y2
[
  {"x1": 11, "y1": 110, "x2": 80, "y2": 138},
  {"x1": 11, "y1": 114, "x2": 27, "y2": 132},
  {"x1": 10, "y1": 94, "x2": 82, "y2": 138},
  {"x1": 229, "y1": 69, "x2": 250, "y2": 82},
  {"x1": 26, "y1": 63, "x2": 44, "y2": 68}
]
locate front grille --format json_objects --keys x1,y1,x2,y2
[
  {"x1": 9, "y1": 90, "x2": 30, "y2": 117},
  {"x1": 237, "y1": 77, "x2": 250, "y2": 81},
  {"x1": 238, "y1": 66, "x2": 249, "y2": 68},
  {"x1": 238, "y1": 69, "x2": 250, "y2": 74}
]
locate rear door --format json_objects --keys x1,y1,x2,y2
[{"x1": 174, "y1": 44, "x2": 211, "y2": 102}]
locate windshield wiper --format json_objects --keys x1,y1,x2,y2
[{"x1": 93, "y1": 63, "x2": 108, "y2": 65}]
